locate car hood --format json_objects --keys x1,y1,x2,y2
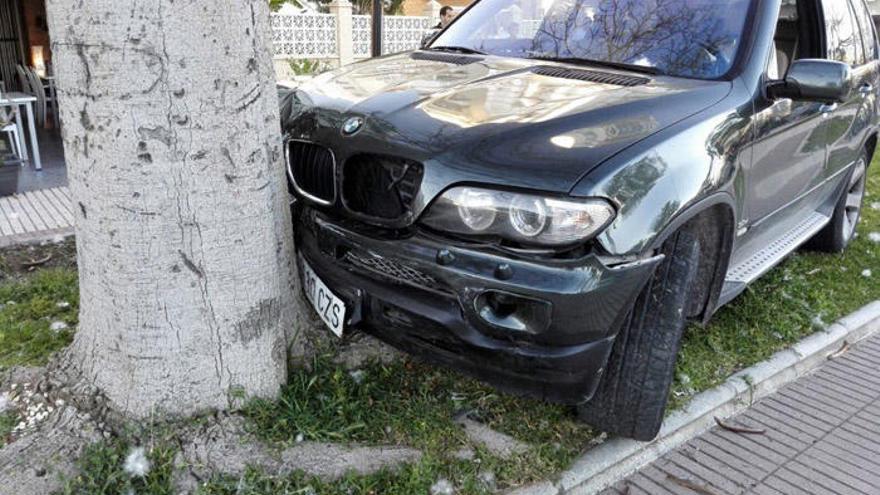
[{"x1": 282, "y1": 52, "x2": 732, "y2": 195}]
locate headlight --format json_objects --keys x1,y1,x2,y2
[{"x1": 421, "y1": 186, "x2": 616, "y2": 246}]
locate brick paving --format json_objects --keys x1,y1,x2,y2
[{"x1": 603, "y1": 333, "x2": 880, "y2": 495}]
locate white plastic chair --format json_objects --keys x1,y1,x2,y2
[
  {"x1": 0, "y1": 91, "x2": 23, "y2": 161},
  {"x1": 24, "y1": 67, "x2": 47, "y2": 128},
  {"x1": 26, "y1": 67, "x2": 58, "y2": 129},
  {"x1": 15, "y1": 66, "x2": 30, "y2": 95}
]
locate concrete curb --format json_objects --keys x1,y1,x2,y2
[
  {"x1": 509, "y1": 300, "x2": 880, "y2": 495},
  {"x1": 0, "y1": 227, "x2": 73, "y2": 248}
]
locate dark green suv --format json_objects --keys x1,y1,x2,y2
[{"x1": 281, "y1": 0, "x2": 878, "y2": 440}]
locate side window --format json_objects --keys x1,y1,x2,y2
[
  {"x1": 824, "y1": 0, "x2": 864, "y2": 65},
  {"x1": 850, "y1": 0, "x2": 878, "y2": 61},
  {"x1": 768, "y1": 1, "x2": 802, "y2": 79},
  {"x1": 768, "y1": 0, "x2": 823, "y2": 79}
]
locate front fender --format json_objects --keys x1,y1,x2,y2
[{"x1": 571, "y1": 98, "x2": 751, "y2": 257}]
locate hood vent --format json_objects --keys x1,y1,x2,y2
[
  {"x1": 531, "y1": 66, "x2": 650, "y2": 87},
  {"x1": 411, "y1": 51, "x2": 483, "y2": 65}
]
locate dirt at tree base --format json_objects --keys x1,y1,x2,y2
[
  {"x1": 0, "y1": 405, "x2": 101, "y2": 495},
  {"x1": 332, "y1": 330, "x2": 404, "y2": 370},
  {"x1": 0, "y1": 356, "x2": 423, "y2": 494},
  {"x1": 0, "y1": 403, "x2": 423, "y2": 495},
  {"x1": 455, "y1": 416, "x2": 530, "y2": 459},
  {"x1": 175, "y1": 415, "x2": 422, "y2": 493},
  {"x1": 0, "y1": 236, "x2": 77, "y2": 281}
]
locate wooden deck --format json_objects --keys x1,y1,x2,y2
[{"x1": 0, "y1": 186, "x2": 74, "y2": 247}]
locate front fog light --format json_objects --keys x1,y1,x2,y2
[
  {"x1": 475, "y1": 290, "x2": 552, "y2": 334},
  {"x1": 509, "y1": 196, "x2": 547, "y2": 237}
]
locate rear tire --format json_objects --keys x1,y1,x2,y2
[
  {"x1": 805, "y1": 151, "x2": 868, "y2": 253},
  {"x1": 577, "y1": 229, "x2": 700, "y2": 441}
]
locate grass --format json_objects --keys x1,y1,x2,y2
[
  {"x1": 245, "y1": 358, "x2": 592, "y2": 451},
  {"x1": 0, "y1": 268, "x2": 78, "y2": 373},
  {"x1": 0, "y1": 411, "x2": 16, "y2": 448},
  {"x1": 59, "y1": 437, "x2": 177, "y2": 495},
  {"x1": 239, "y1": 357, "x2": 593, "y2": 489},
  {"x1": 8, "y1": 163, "x2": 880, "y2": 494},
  {"x1": 200, "y1": 462, "x2": 501, "y2": 495}
]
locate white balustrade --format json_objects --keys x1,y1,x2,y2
[
  {"x1": 271, "y1": 9, "x2": 437, "y2": 66},
  {"x1": 271, "y1": 13, "x2": 338, "y2": 59}
]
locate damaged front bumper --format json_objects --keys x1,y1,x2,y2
[{"x1": 295, "y1": 207, "x2": 663, "y2": 404}]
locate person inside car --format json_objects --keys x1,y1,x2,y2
[{"x1": 435, "y1": 6, "x2": 457, "y2": 29}]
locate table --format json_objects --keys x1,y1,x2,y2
[{"x1": 0, "y1": 92, "x2": 41, "y2": 171}]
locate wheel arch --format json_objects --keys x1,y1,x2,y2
[
  {"x1": 648, "y1": 194, "x2": 736, "y2": 323},
  {"x1": 864, "y1": 131, "x2": 877, "y2": 166}
]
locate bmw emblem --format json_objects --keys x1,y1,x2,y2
[{"x1": 342, "y1": 116, "x2": 364, "y2": 136}]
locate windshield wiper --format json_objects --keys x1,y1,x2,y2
[
  {"x1": 528, "y1": 56, "x2": 665, "y2": 76},
  {"x1": 427, "y1": 46, "x2": 487, "y2": 55}
]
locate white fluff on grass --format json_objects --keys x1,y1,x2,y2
[
  {"x1": 123, "y1": 447, "x2": 150, "y2": 477},
  {"x1": 348, "y1": 370, "x2": 365, "y2": 384},
  {"x1": 862, "y1": 269, "x2": 873, "y2": 278},
  {"x1": 49, "y1": 321, "x2": 68, "y2": 332},
  {"x1": 868, "y1": 232, "x2": 880, "y2": 243},
  {"x1": 430, "y1": 478, "x2": 454, "y2": 495}
]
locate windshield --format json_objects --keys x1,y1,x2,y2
[{"x1": 430, "y1": 0, "x2": 753, "y2": 79}]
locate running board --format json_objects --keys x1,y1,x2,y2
[{"x1": 719, "y1": 211, "x2": 830, "y2": 306}]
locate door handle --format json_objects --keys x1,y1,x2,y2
[
  {"x1": 820, "y1": 102, "x2": 838, "y2": 114},
  {"x1": 860, "y1": 83, "x2": 874, "y2": 95}
]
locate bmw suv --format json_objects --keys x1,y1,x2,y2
[{"x1": 280, "y1": 0, "x2": 878, "y2": 440}]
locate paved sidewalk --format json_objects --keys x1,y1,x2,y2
[
  {"x1": 603, "y1": 332, "x2": 880, "y2": 495},
  {"x1": 0, "y1": 186, "x2": 73, "y2": 246}
]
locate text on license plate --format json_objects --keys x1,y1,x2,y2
[{"x1": 300, "y1": 257, "x2": 346, "y2": 338}]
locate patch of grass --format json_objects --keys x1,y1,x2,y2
[
  {"x1": 243, "y1": 357, "x2": 593, "y2": 489},
  {"x1": 59, "y1": 437, "x2": 177, "y2": 495},
  {"x1": 201, "y1": 461, "x2": 477, "y2": 495},
  {"x1": 0, "y1": 411, "x2": 16, "y2": 448},
  {"x1": 200, "y1": 453, "x2": 536, "y2": 495},
  {"x1": 0, "y1": 268, "x2": 79, "y2": 372}
]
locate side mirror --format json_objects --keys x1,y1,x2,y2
[{"x1": 767, "y1": 59, "x2": 852, "y2": 104}]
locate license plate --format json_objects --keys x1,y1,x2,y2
[{"x1": 300, "y1": 257, "x2": 346, "y2": 338}]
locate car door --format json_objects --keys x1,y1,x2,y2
[
  {"x1": 746, "y1": 0, "x2": 829, "y2": 226},
  {"x1": 852, "y1": 0, "x2": 880, "y2": 133},
  {"x1": 822, "y1": 0, "x2": 877, "y2": 185}
]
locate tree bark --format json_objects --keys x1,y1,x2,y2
[{"x1": 44, "y1": 0, "x2": 294, "y2": 418}]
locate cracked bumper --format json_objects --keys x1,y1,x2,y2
[{"x1": 294, "y1": 207, "x2": 662, "y2": 404}]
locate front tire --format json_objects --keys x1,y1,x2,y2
[
  {"x1": 806, "y1": 152, "x2": 868, "y2": 253},
  {"x1": 578, "y1": 229, "x2": 700, "y2": 441}
]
